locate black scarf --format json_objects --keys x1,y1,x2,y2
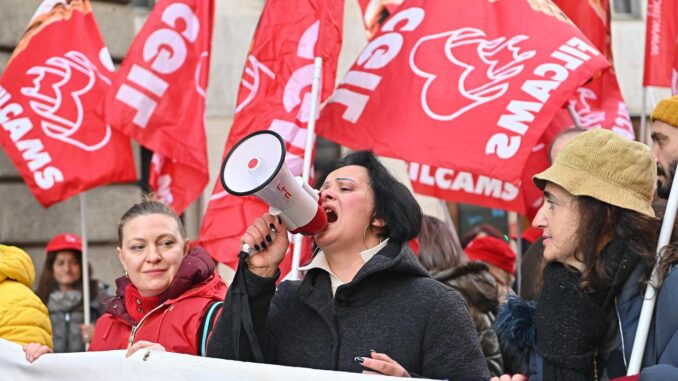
[{"x1": 535, "y1": 239, "x2": 640, "y2": 381}]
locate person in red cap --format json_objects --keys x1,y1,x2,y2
[
  {"x1": 33, "y1": 233, "x2": 111, "y2": 354},
  {"x1": 465, "y1": 235, "x2": 516, "y2": 301}
]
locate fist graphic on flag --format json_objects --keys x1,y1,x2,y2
[{"x1": 410, "y1": 27, "x2": 536, "y2": 122}]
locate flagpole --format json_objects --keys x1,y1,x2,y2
[
  {"x1": 79, "y1": 193, "x2": 91, "y2": 349},
  {"x1": 290, "y1": 56, "x2": 323, "y2": 280},
  {"x1": 515, "y1": 215, "x2": 522, "y2": 296},
  {"x1": 640, "y1": 86, "x2": 648, "y2": 144},
  {"x1": 566, "y1": 103, "x2": 583, "y2": 128}
]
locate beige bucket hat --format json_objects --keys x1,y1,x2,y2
[{"x1": 533, "y1": 129, "x2": 656, "y2": 217}]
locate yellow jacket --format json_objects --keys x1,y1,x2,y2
[{"x1": 0, "y1": 245, "x2": 52, "y2": 349}]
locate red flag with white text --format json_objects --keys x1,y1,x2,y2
[
  {"x1": 550, "y1": 0, "x2": 634, "y2": 139},
  {"x1": 643, "y1": 0, "x2": 677, "y2": 90},
  {"x1": 0, "y1": 0, "x2": 136, "y2": 207},
  {"x1": 199, "y1": 0, "x2": 344, "y2": 272},
  {"x1": 318, "y1": 0, "x2": 609, "y2": 188},
  {"x1": 407, "y1": 120, "x2": 565, "y2": 220},
  {"x1": 106, "y1": 0, "x2": 214, "y2": 214},
  {"x1": 357, "y1": 0, "x2": 404, "y2": 38},
  {"x1": 353, "y1": 0, "x2": 547, "y2": 218}
]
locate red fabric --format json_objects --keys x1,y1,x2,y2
[
  {"x1": 124, "y1": 284, "x2": 164, "y2": 323},
  {"x1": 46, "y1": 233, "x2": 82, "y2": 254},
  {"x1": 356, "y1": 0, "x2": 405, "y2": 38},
  {"x1": 610, "y1": 376, "x2": 639, "y2": 381},
  {"x1": 199, "y1": 0, "x2": 344, "y2": 274},
  {"x1": 408, "y1": 238, "x2": 420, "y2": 256},
  {"x1": 643, "y1": 0, "x2": 677, "y2": 89},
  {"x1": 318, "y1": 1, "x2": 608, "y2": 185},
  {"x1": 550, "y1": 0, "x2": 634, "y2": 139},
  {"x1": 408, "y1": 144, "x2": 549, "y2": 219},
  {"x1": 465, "y1": 236, "x2": 516, "y2": 275},
  {"x1": 105, "y1": 0, "x2": 215, "y2": 214},
  {"x1": 520, "y1": 226, "x2": 542, "y2": 245},
  {"x1": 407, "y1": 0, "x2": 628, "y2": 218},
  {"x1": 0, "y1": 0, "x2": 136, "y2": 207},
  {"x1": 89, "y1": 272, "x2": 226, "y2": 355}
]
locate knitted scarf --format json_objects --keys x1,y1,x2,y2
[{"x1": 535, "y1": 238, "x2": 640, "y2": 381}]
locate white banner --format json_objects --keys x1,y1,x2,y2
[{"x1": 0, "y1": 339, "x2": 430, "y2": 380}]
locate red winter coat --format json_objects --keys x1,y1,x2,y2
[{"x1": 89, "y1": 247, "x2": 227, "y2": 355}]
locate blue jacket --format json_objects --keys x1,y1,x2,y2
[
  {"x1": 500, "y1": 263, "x2": 678, "y2": 380},
  {"x1": 616, "y1": 263, "x2": 678, "y2": 380}
]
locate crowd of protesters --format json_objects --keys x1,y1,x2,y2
[{"x1": 2, "y1": 95, "x2": 678, "y2": 381}]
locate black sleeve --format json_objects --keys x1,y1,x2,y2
[
  {"x1": 207, "y1": 261, "x2": 280, "y2": 362},
  {"x1": 197, "y1": 301, "x2": 223, "y2": 357},
  {"x1": 422, "y1": 289, "x2": 491, "y2": 381}
]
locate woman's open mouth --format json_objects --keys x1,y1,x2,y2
[{"x1": 324, "y1": 207, "x2": 338, "y2": 223}]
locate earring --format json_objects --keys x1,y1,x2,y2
[{"x1": 125, "y1": 270, "x2": 128, "y2": 278}]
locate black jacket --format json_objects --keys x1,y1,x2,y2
[
  {"x1": 434, "y1": 262, "x2": 503, "y2": 377},
  {"x1": 208, "y1": 242, "x2": 490, "y2": 381}
]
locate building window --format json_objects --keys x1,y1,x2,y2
[
  {"x1": 130, "y1": 0, "x2": 155, "y2": 8},
  {"x1": 611, "y1": 0, "x2": 641, "y2": 19}
]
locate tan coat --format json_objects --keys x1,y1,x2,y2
[{"x1": 0, "y1": 245, "x2": 52, "y2": 349}]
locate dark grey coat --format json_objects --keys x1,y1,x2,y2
[
  {"x1": 434, "y1": 262, "x2": 503, "y2": 377},
  {"x1": 48, "y1": 282, "x2": 110, "y2": 353},
  {"x1": 208, "y1": 242, "x2": 490, "y2": 381}
]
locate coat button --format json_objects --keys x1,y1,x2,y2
[
  {"x1": 137, "y1": 307, "x2": 144, "y2": 314},
  {"x1": 136, "y1": 298, "x2": 142, "y2": 305}
]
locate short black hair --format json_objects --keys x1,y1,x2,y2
[{"x1": 318, "y1": 151, "x2": 422, "y2": 244}]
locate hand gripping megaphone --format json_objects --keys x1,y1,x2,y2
[{"x1": 220, "y1": 130, "x2": 328, "y2": 236}]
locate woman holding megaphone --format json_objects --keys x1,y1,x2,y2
[{"x1": 208, "y1": 151, "x2": 490, "y2": 380}]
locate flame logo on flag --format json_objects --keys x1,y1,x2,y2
[
  {"x1": 410, "y1": 27, "x2": 535, "y2": 122},
  {"x1": 21, "y1": 50, "x2": 112, "y2": 151}
]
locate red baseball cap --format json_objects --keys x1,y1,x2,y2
[
  {"x1": 46, "y1": 233, "x2": 82, "y2": 254},
  {"x1": 465, "y1": 236, "x2": 516, "y2": 275}
]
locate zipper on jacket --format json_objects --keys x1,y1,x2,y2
[
  {"x1": 65, "y1": 312, "x2": 71, "y2": 351},
  {"x1": 128, "y1": 303, "x2": 166, "y2": 347}
]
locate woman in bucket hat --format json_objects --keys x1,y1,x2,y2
[{"x1": 492, "y1": 129, "x2": 678, "y2": 381}]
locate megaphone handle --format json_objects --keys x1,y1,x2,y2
[{"x1": 297, "y1": 177, "x2": 319, "y2": 201}]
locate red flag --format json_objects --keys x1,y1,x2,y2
[
  {"x1": 643, "y1": 0, "x2": 677, "y2": 89},
  {"x1": 106, "y1": 0, "x2": 214, "y2": 214},
  {"x1": 551, "y1": 0, "x2": 634, "y2": 139},
  {"x1": 357, "y1": 0, "x2": 404, "y2": 38},
  {"x1": 0, "y1": 0, "x2": 136, "y2": 207},
  {"x1": 408, "y1": 147, "x2": 548, "y2": 220},
  {"x1": 199, "y1": 0, "x2": 344, "y2": 272},
  {"x1": 407, "y1": 121, "x2": 565, "y2": 220},
  {"x1": 318, "y1": 0, "x2": 609, "y2": 186}
]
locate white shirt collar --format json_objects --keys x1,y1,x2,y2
[{"x1": 299, "y1": 239, "x2": 389, "y2": 296}]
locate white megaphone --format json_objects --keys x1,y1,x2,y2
[{"x1": 220, "y1": 130, "x2": 328, "y2": 236}]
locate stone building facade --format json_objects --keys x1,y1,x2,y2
[{"x1": 0, "y1": 0, "x2": 368, "y2": 287}]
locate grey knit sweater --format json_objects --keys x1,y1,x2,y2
[{"x1": 208, "y1": 242, "x2": 490, "y2": 381}]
